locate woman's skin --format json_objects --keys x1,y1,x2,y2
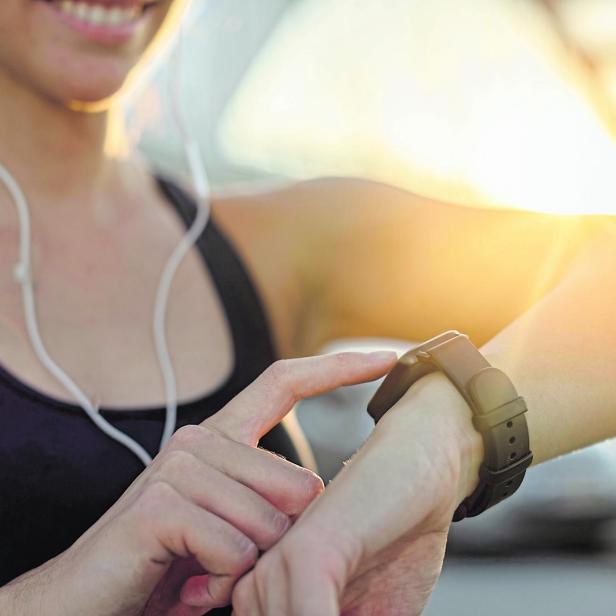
[
  {"x1": 0, "y1": 0, "x2": 615, "y2": 614},
  {"x1": 232, "y1": 224, "x2": 616, "y2": 616}
]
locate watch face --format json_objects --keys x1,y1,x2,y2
[
  {"x1": 367, "y1": 352, "x2": 440, "y2": 422},
  {"x1": 367, "y1": 331, "x2": 462, "y2": 422}
]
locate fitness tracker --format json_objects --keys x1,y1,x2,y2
[{"x1": 367, "y1": 331, "x2": 533, "y2": 521}]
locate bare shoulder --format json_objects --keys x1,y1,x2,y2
[{"x1": 211, "y1": 177, "x2": 414, "y2": 251}]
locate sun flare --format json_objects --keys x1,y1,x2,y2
[{"x1": 220, "y1": 0, "x2": 616, "y2": 216}]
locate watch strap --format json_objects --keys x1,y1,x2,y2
[{"x1": 367, "y1": 331, "x2": 532, "y2": 521}]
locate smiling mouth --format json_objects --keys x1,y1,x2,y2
[{"x1": 40, "y1": 0, "x2": 159, "y2": 28}]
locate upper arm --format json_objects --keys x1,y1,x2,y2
[
  {"x1": 213, "y1": 178, "x2": 604, "y2": 356},
  {"x1": 296, "y1": 179, "x2": 604, "y2": 348}
]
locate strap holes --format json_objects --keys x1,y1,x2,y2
[
  {"x1": 509, "y1": 436, "x2": 516, "y2": 445},
  {"x1": 510, "y1": 452, "x2": 517, "y2": 460},
  {"x1": 505, "y1": 480, "x2": 513, "y2": 488},
  {"x1": 507, "y1": 421, "x2": 514, "y2": 428},
  {"x1": 503, "y1": 491, "x2": 509, "y2": 497}
]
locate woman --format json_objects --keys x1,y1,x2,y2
[{"x1": 0, "y1": 1, "x2": 613, "y2": 614}]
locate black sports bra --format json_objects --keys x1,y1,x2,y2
[{"x1": 0, "y1": 178, "x2": 300, "y2": 614}]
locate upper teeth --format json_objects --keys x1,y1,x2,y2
[{"x1": 58, "y1": 1, "x2": 140, "y2": 26}]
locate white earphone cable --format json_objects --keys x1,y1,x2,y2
[{"x1": 155, "y1": 15, "x2": 212, "y2": 449}]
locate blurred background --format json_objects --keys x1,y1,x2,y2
[{"x1": 132, "y1": 1, "x2": 616, "y2": 613}]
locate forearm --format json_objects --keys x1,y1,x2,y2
[
  {"x1": 375, "y1": 221, "x2": 616, "y2": 508},
  {"x1": 480, "y1": 222, "x2": 616, "y2": 464},
  {"x1": 0, "y1": 560, "x2": 61, "y2": 616}
]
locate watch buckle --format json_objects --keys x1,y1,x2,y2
[{"x1": 479, "y1": 452, "x2": 534, "y2": 485}]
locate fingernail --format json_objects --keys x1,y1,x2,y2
[{"x1": 366, "y1": 350, "x2": 398, "y2": 362}]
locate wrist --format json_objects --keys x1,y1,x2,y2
[
  {"x1": 0, "y1": 555, "x2": 73, "y2": 616},
  {"x1": 377, "y1": 371, "x2": 485, "y2": 507}
]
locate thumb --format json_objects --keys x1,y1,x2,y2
[{"x1": 205, "y1": 351, "x2": 397, "y2": 446}]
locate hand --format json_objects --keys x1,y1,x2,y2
[
  {"x1": 0, "y1": 351, "x2": 397, "y2": 616},
  {"x1": 232, "y1": 372, "x2": 484, "y2": 616},
  {"x1": 143, "y1": 351, "x2": 396, "y2": 616}
]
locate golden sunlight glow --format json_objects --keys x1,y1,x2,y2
[{"x1": 220, "y1": 0, "x2": 616, "y2": 215}]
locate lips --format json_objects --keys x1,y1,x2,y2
[
  {"x1": 35, "y1": 0, "x2": 162, "y2": 45},
  {"x1": 40, "y1": 0, "x2": 159, "y2": 28}
]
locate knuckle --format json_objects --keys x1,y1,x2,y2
[
  {"x1": 134, "y1": 481, "x2": 178, "y2": 518},
  {"x1": 265, "y1": 359, "x2": 292, "y2": 386},
  {"x1": 333, "y1": 351, "x2": 355, "y2": 367},
  {"x1": 284, "y1": 470, "x2": 324, "y2": 514},
  {"x1": 229, "y1": 534, "x2": 259, "y2": 573},
  {"x1": 198, "y1": 424, "x2": 225, "y2": 443},
  {"x1": 168, "y1": 424, "x2": 205, "y2": 449},
  {"x1": 158, "y1": 449, "x2": 198, "y2": 477},
  {"x1": 301, "y1": 470, "x2": 325, "y2": 499},
  {"x1": 264, "y1": 359, "x2": 301, "y2": 405},
  {"x1": 265, "y1": 509, "x2": 292, "y2": 542}
]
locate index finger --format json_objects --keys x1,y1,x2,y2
[{"x1": 206, "y1": 351, "x2": 397, "y2": 446}]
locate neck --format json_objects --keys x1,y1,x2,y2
[{"x1": 0, "y1": 69, "x2": 117, "y2": 207}]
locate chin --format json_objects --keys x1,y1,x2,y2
[
  {"x1": 55, "y1": 63, "x2": 138, "y2": 110},
  {"x1": 0, "y1": 0, "x2": 180, "y2": 110},
  {"x1": 20, "y1": 57, "x2": 134, "y2": 112}
]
